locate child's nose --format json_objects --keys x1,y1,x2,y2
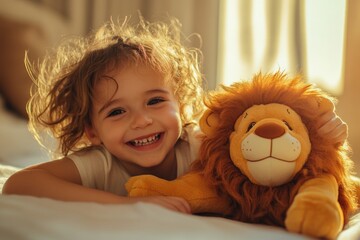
[{"x1": 130, "y1": 112, "x2": 153, "y2": 129}]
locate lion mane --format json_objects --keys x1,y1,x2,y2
[{"x1": 191, "y1": 72, "x2": 358, "y2": 226}]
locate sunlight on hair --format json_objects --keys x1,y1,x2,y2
[{"x1": 304, "y1": 0, "x2": 346, "y2": 95}]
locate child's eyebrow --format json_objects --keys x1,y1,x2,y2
[
  {"x1": 97, "y1": 88, "x2": 171, "y2": 114},
  {"x1": 145, "y1": 89, "x2": 171, "y2": 95},
  {"x1": 98, "y1": 99, "x2": 121, "y2": 115}
]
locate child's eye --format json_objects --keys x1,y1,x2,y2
[
  {"x1": 148, "y1": 97, "x2": 165, "y2": 105},
  {"x1": 107, "y1": 108, "x2": 125, "y2": 117}
]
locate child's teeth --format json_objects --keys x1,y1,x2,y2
[{"x1": 132, "y1": 134, "x2": 159, "y2": 146}]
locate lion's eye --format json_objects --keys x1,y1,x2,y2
[
  {"x1": 247, "y1": 122, "x2": 256, "y2": 132},
  {"x1": 283, "y1": 120, "x2": 293, "y2": 131}
]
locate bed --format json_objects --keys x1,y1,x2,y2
[{"x1": 0, "y1": 97, "x2": 360, "y2": 240}]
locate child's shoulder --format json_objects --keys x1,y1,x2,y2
[
  {"x1": 180, "y1": 122, "x2": 202, "y2": 154},
  {"x1": 181, "y1": 122, "x2": 202, "y2": 140},
  {"x1": 67, "y1": 145, "x2": 111, "y2": 160}
]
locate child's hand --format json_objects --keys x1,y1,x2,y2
[
  {"x1": 132, "y1": 196, "x2": 191, "y2": 214},
  {"x1": 317, "y1": 111, "x2": 348, "y2": 145}
]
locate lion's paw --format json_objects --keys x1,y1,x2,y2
[
  {"x1": 285, "y1": 194, "x2": 343, "y2": 239},
  {"x1": 125, "y1": 175, "x2": 162, "y2": 197}
]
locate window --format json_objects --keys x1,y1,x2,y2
[{"x1": 218, "y1": 0, "x2": 347, "y2": 95}]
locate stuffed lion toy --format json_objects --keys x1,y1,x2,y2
[{"x1": 126, "y1": 72, "x2": 360, "y2": 239}]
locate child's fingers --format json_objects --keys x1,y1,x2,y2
[
  {"x1": 332, "y1": 131, "x2": 348, "y2": 145},
  {"x1": 317, "y1": 111, "x2": 336, "y2": 128},
  {"x1": 142, "y1": 196, "x2": 191, "y2": 214},
  {"x1": 317, "y1": 116, "x2": 348, "y2": 144},
  {"x1": 317, "y1": 114, "x2": 346, "y2": 133},
  {"x1": 164, "y1": 196, "x2": 191, "y2": 214},
  {"x1": 172, "y1": 197, "x2": 191, "y2": 214},
  {"x1": 317, "y1": 116, "x2": 342, "y2": 135}
]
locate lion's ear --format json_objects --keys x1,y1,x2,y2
[{"x1": 199, "y1": 109, "x2": 220, "y2": 137}]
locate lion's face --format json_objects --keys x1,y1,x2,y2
[{"x1": 229, "y1": 103, "x2": 311, "y2": 187}]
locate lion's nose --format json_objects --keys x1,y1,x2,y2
[{"x1": 255, "y1": 122, "x2": 285, "y2": 139}]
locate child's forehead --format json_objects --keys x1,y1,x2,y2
[
  {"x1": 101, "y1": 63, "x2": 171, "y2": 84},
  {"x1": 93, "y1": 63, "x2": 173, "y2": 92},
  {"x1": 90, "y1": 65, "x2": 176, "y2": 107}
]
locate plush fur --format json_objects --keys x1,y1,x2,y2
[
  {"x1": 126, "y1": 72, "x2": 360, "y2": 238},
  {"x1": 191, "y1": 72, "x2": 358, "y2": 225}
]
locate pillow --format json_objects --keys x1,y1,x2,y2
[
  {"x1": 0, "y1": 96, "x2": 51, "y2": 168},
  {"x1": 0, "y1": 16, "x2": 47, "y2": 118}
]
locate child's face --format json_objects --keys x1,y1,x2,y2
[{"x1": 86, "y1": 65, "x2": 182, "y2": 169}]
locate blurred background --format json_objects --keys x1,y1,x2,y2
[{"x1": 0, "y1": 0, "x2": 359, "y2": 176}]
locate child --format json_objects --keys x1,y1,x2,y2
[{"x1": 2, "y1": 16, "x2": 347, "y2": 214}]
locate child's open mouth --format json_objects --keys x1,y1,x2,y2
[{"x1": 128, "y1": 133, "x2": 161, "y2": 147}]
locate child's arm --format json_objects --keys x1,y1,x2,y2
[
  {"x1": 317, "y1": 111, "x2": 348, "y2": 144},
  {"x1": 2, "y1": 158, "x2": 190, "y2": 213}
]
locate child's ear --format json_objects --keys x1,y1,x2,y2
[{"x1": 85, "y1": 125, "x2": 102, "y2": 145}]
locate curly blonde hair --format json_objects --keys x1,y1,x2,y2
[{"x1": 26, "y1": 16, "x2": 205, "y2": 157}]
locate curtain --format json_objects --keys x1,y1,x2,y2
[
  {"x1": 218, "y1": 0, "x2": 347, "y2": 95},
  {"x1": 218, "y1": 0, "x2": 303, "y2": 84}
]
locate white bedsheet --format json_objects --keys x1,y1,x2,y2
[
  {"x1": 0, "y1": 194, "x2": 359, "y2": 240},
  {"x1": 0, "y1": 194, "x2": 313, "y2": 240}
]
